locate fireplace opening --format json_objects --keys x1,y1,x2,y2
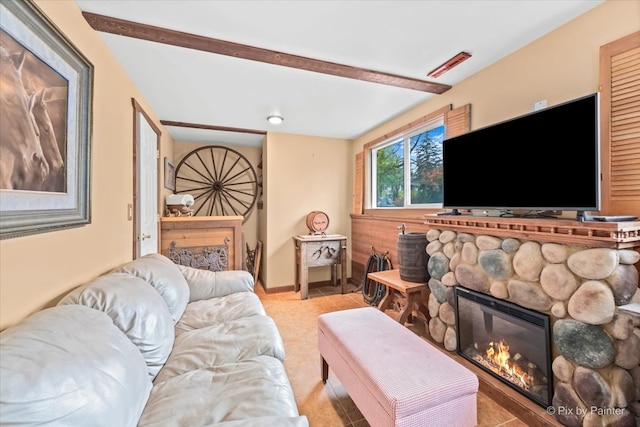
[{"x1": 455, "y1": 287, "x2": 553, "y2": 408}]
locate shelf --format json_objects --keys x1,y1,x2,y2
[{"x1": 424, "y1": 215, "x2": 640, "y2": 249}]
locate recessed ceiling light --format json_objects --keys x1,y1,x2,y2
[{"x1": 267, "y1": 115, "x2": 284, "y2": 125}]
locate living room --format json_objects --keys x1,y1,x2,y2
[{"x1": 1, "y1": 1, "x2": 639, "y2": 426}]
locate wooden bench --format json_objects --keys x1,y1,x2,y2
[
  {"x1": 367, "y1": 269, "x2": 429, "y2": 325},
  {"x1": 318, "y1": 307, "x2": 478, "y2": 427}
]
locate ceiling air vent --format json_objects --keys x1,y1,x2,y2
[{"x1": 427, "y1": 52, "x2": 472, "y2": 78}]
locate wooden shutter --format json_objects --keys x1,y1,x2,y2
[
  {"x1": 353, "y1": 151, "x2": 364, "y2": 215},
  {"x1": 599, "y1": 31, "x2": 640, "y2": 215},
  {"x1": 445, "y1": 104, "x2": 471, "y2": 138}
]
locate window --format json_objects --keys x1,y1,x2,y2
[{"x1": 371, "y1": 120, "x2": 445, "y2": 208}]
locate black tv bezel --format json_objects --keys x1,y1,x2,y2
[{"x1": 442, "y1": 93, "x2": 601, "y2": 213}]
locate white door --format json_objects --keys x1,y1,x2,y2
[{"x1": 137, "y1": 111, "x2": 158, "y2": 257}]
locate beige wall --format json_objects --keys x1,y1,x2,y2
[
  {"x1": 354, "y1": 0, "x2": 640, "y2": 156},
  {"x1": 262, "y1": 132, "x2": 352, "y2": 289},
  {"x1": 0, "y1": 0, "x2": 175, "y2": 329}
]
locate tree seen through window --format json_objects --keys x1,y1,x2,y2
[{"x1": 410, "y1": 126, "x2": 444, "y2": 205}]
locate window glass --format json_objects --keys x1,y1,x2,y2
[
  {"x1": 371, "y1": 121, "x2": 444, "y2": 208},
  {"x1": 409, "y1": 125, "x2": 444, "y2": 205},
  {"x1": 374, "y1": 139, "x2": 404, "y2": 207}
]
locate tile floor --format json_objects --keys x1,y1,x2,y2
[{"x1": 255, "y1": 281, "x2": 528, "y2": 427}]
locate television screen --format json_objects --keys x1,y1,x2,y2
[{"x1": 442, "y1": 93, "x2": 600, "y2": 213}]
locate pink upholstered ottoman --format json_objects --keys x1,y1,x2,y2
[{"x1": 318, "y1": 307, "x2": 478, "y2": 427}]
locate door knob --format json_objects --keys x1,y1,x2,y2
[{"x1": 141, "y1": 233, "x2": 151, "y2": 240}]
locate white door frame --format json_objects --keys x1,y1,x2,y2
[{"x1": 132, "y1": 99, "x2": 161, "y2": 258}]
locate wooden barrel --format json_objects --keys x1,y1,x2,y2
[
  {"x1": 306, "y1": 211, "x2": 329, "y2": 234},
  {"x1": 397, "y1": 232, "x2": 429, "y2": 283}
]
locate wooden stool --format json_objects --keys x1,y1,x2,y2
[{"x1": 367, "y1": 269, "x2": 429, "y2": 325}]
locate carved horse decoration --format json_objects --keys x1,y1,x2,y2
[{"x1": 0, "y1": 47, "x2": 50, "y2": 190}]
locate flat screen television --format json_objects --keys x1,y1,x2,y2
[{"x1": 442, "y1": 93, "x2": 600, "y2": 218}]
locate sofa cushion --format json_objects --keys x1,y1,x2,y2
[
  {"x1": 175, "y1": 292, "x2": 266, "y2": 336},
  {"x1": 176, "y1": 265, "x2": 254, "y2": 301},
  {"x1": 114, "y1": 253, "x2": 190, "y2": 323},
  {"x1": 139, "y1": 356, "x2": 301, "y2": 426},
  {"x1": 155, "y1": 316, "x2": 286, "y2": 383},
  {"x1": 58, "y1": 272, "x2": 174, "y2": 379},
  {"x1": 0, "y1": 305, "x2": 151, "y2": 427}
]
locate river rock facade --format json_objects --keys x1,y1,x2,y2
[{"x1": 424, "y1": 229, "x2": 640, "y2": 427}]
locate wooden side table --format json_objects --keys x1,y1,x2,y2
[
  {"x1": 367, "y1": 269, "x2": 430, "y2": 325},
  {"x1": 293, "y1": 234, "x2": 347, "y2": 300}
]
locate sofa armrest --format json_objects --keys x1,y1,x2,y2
[{"x1": 175, "y1": 265, "x2": 254, "y2": 302}]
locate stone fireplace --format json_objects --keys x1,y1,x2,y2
[{"x1": 422, "y1": 215, "x2": 640, "y2": 427}]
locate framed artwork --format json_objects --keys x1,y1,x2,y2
[
  {"x1": 0, "y1": 0, "x2": 93, "y2": 239},
  {"x1": 164, "y1": 157, "x2": 175, "y2": 191}
]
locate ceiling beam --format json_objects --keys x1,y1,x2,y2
[
  {"x1": 83, "y1": 12, "x2": 451, "y2": 95},
  {"x1": 160, "y1": 120, "x2": 266, "y2": 135}
]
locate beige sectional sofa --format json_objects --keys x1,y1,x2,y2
[{"x1": 0, "y1": 253, "x2": 308, "y2": 426}]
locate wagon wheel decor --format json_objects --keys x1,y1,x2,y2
[{"x1": 174, "y1": 146, "x2": 258, "y2": 220}]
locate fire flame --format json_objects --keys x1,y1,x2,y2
[{"x1": 485, "y1": 340, "x2": 531, "y2": 389}]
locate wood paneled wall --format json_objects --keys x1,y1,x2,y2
[{"x1": 350, "y1": 214, "x2": 430, "y2": 286}]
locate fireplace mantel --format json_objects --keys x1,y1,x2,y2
[{"x1": 424, "y1": 215, "x2": 640, "y2": 249}]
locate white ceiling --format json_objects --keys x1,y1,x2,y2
[{"x1": 75, "y1": 0, "x2": 604, "y2": 147}]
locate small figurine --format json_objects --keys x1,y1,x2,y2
[
  {"x1": 165, "y1": 204, "x2": 193, "y2": 217},
  {"x1": 165, "y1": 194, "x2": 195, "y2": 217}
]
